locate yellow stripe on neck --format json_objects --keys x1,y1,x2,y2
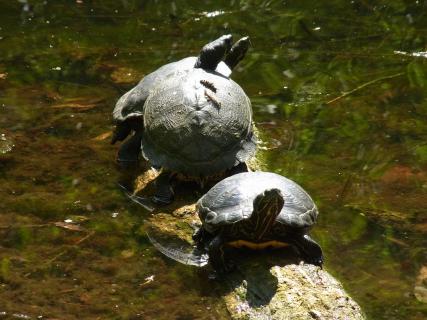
[{"x1": 226, "y1": 240, "x2": 289, "y2": 250}]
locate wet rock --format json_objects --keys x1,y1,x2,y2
[
  {"x1": 224, "y1": 259, "x2": 365, "y2": 320},
  {"x1": 132, "y1": 168, "x2": 365, "y2": 320}
]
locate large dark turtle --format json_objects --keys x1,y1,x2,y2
[
  {"x1": 149, "y1": 172, "x2": 323, "y2": 274},
  {"x1": 112, "y1": 35, "x2": 256, "y2": 204}
]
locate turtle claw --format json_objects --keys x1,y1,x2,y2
[
  {"x1": 302, "y1": 255, "x2": 323, "y2": 268},
  {"x1": 309, "y1": 256, "x2": 324, "y2": 268}
]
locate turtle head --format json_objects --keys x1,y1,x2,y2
[
  {"x1": 251, "y1": 188, "x2": 284, "y2": 241},
  {"x1": 194, "y1": 34, "x2": 233, "y2": 71}
]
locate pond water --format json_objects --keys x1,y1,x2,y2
[{"x1": 0, "y1": 1, "x2": 426, "y2": 319}]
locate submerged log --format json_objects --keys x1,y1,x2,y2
[{"x1": 129, "y1": 167, "x2": 365, "y2": 320}]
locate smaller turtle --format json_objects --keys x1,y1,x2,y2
[{"x1": 149, "y1": 172, "x2": 323, "y2": 274}]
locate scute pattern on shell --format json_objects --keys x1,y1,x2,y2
[
  {"x1": 112, "y1": 57, "x2": 233, "y2": 124},
  {"x1": 141, "y1": 68, "x2": 255, "y2": 175},
  {"x1": 112, "y1": 57, "x2": 198, "y2": 122},
  {"x1": 197, "y1": 172, "x2": 318, "y2": 234}
]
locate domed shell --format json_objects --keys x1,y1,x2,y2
[
  {"x1": 141, "y1": 67, "x2": 255, "y2": 175},
  {"x1": 197, "y1": 172, "x2": 318, "y2": 233},
  {"x1": 112, "y1": 57, "x2": 232, "y2": 123}
]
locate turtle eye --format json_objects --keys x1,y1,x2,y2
[{"x1": 205, "y1": 211, "x2": 217, "y2": 222}]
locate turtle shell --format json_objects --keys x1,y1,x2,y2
[
  {"x1": 112, "y1": 57, "x2": 232, "y2": 123},
  {"x1": 197, "y1": 172, "x2": 318, "y2": 234},
  {"x1": 140, "y1": 67, "x2": 255, "y2": 175}
]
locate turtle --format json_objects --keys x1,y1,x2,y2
[
  {"x1": 148, "y1": 171, "x2": 324, "y2": 274},
  {"x1": 111, "y1": 34, "x2": 256, "y2": 204}
]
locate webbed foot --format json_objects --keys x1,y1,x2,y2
[{"x1": 195, "y1": 35, "x2": 233, "y2": 71}]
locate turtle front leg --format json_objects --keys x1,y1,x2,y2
[
  {"x1": 116, "y1": 130, "x2": 143, "y2": 165},
  {"x1": 192, "y1": 226, "x2": 212, "y2": 251},
  {"x1": 152, "y1": 171, "x2": 174, "y2": 205},
  {"x1": 192, "y1": 226, "x2": 206, "y2": 243},
  {"x1": 288, "y1": 234, "x2": 324, "y2": 267},
  {"x1": 208, "y1": 234, "x2": 234, "y2": 274}
]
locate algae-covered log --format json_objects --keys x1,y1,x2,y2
[{"x1": 223, "y1": 259, "x2": 365, "y2": 320}]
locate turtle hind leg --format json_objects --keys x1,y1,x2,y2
[
  {"x1": 289, "y1": 234, "x2": 324, "y2": 267},
  {"x1": 194, "y1": 35, "x2": 233, "y2": 71},
  {"x1": 227, "y1": 162, "x2": 249, "y2": 176},
  {"x1": 224, "y1": 36, "x2": 250, "y2": 70},
  {"x1": 152, "y1": 171, "x2": 174, "y2": 205},
  {"x1": 116, "y1": 131, "x2": 143, "y2": 165}
]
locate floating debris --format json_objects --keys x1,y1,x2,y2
[
  {"x1": 140, "y1": 275, "x2": 155, "y2": 287},
  {"x1": 54, "y1": 221, "x2": 85, "y2": 231},
  {"x1": 51, "y1": 97, "x2": 105, "y2": 111},
  {"x1": 91, "y1": 131, "x2": 112, "y2": 141},
  {"x1": 0, "y1": 133, "x2": 14, "y2": 154}
]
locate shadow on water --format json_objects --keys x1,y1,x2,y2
[{"x1": 147, "y1": 233, "x2": 312, "y2": 309}]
